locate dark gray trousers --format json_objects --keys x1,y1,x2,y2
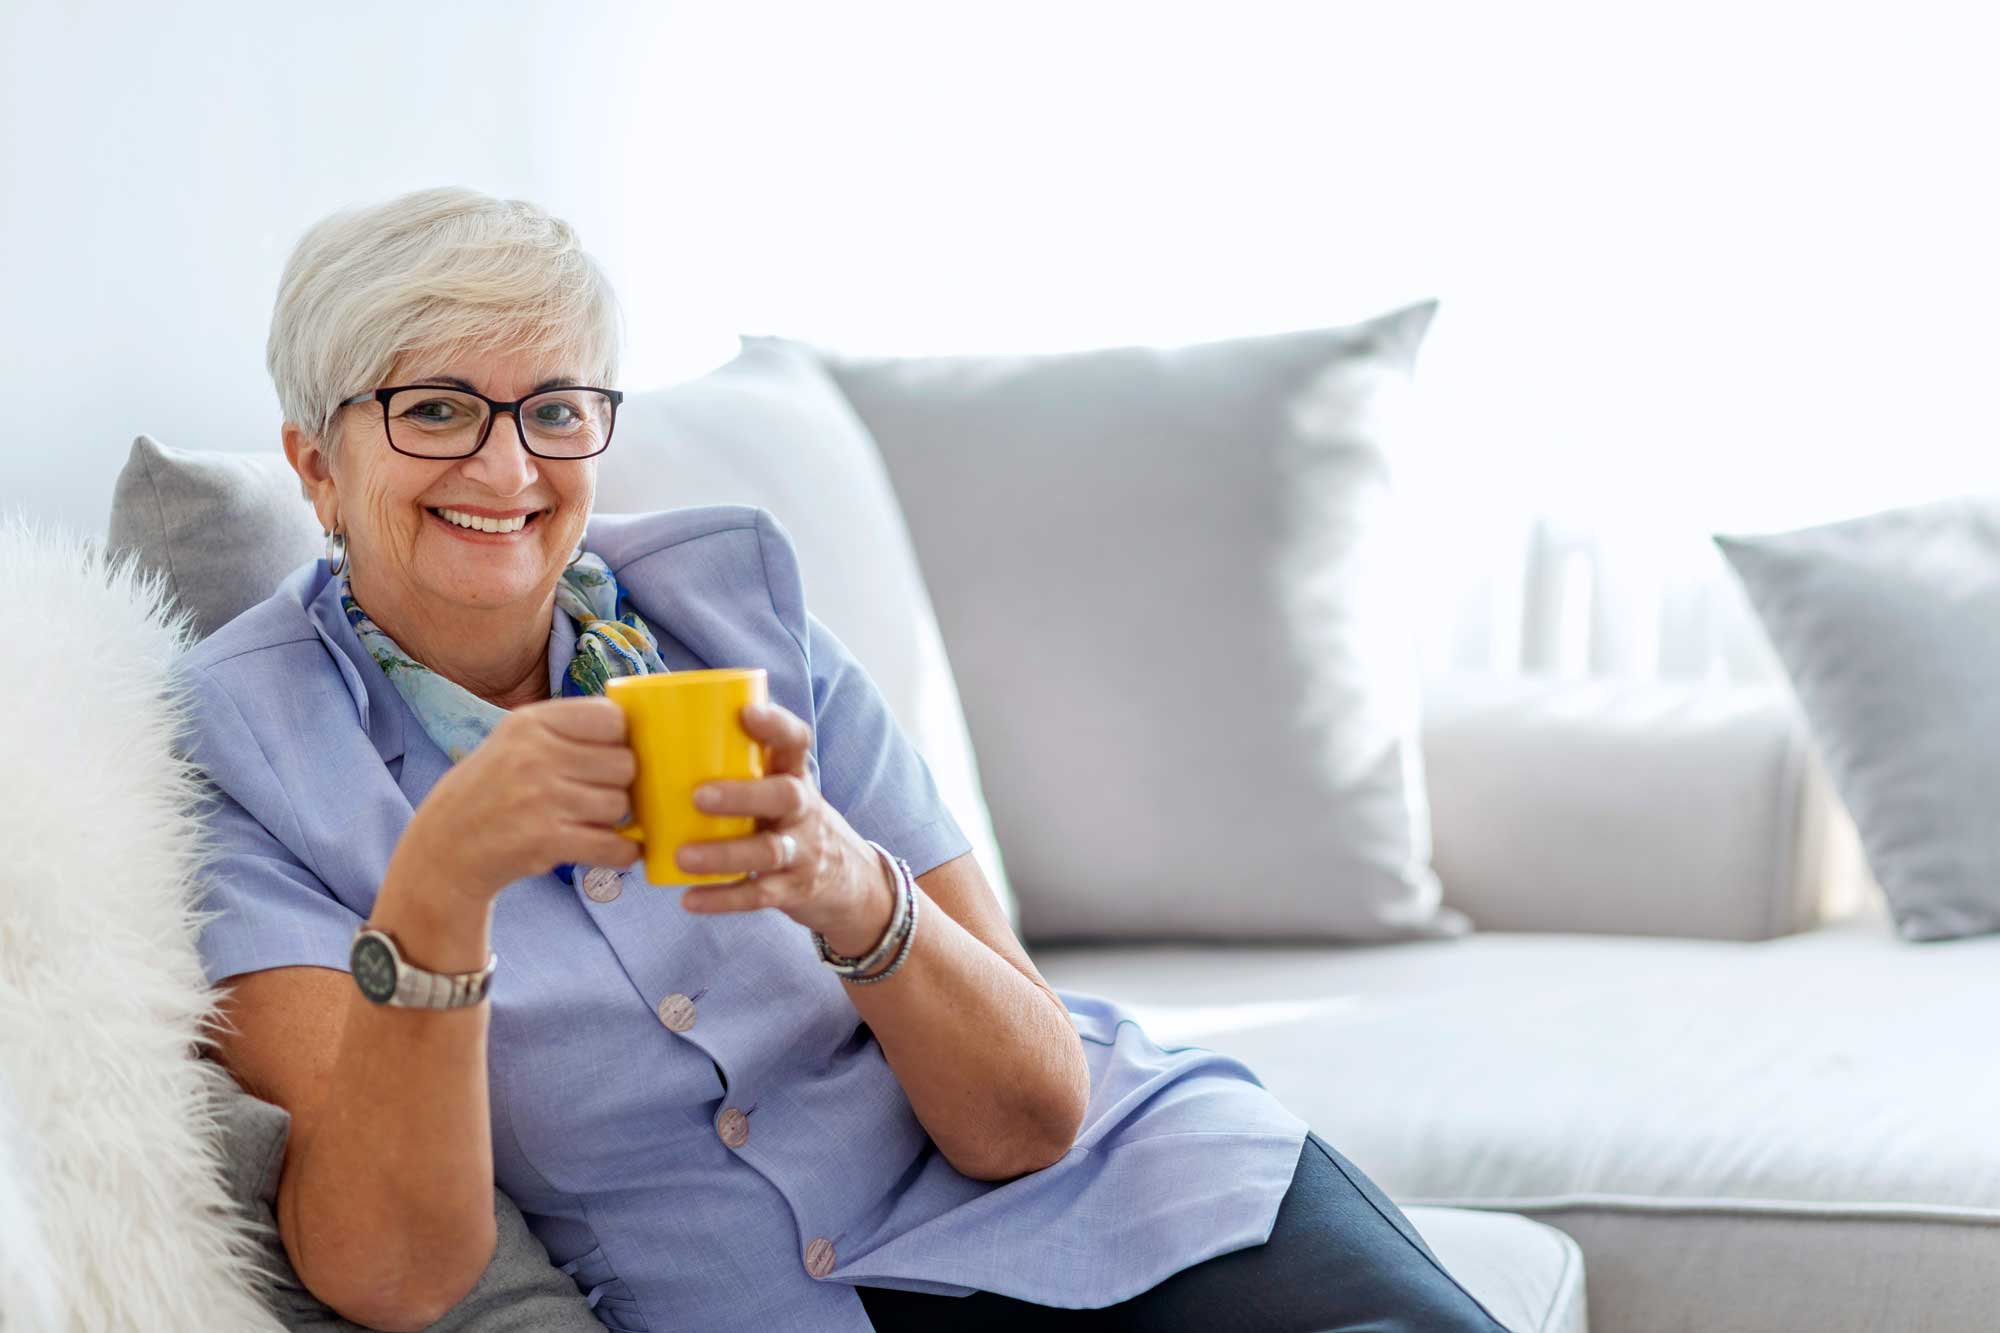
[{"x1": 857, "y1": 1132, "x2": 1512, "y2": 1333}]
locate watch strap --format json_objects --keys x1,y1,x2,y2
[{"x1": 392, "y1": 949, "x2": 498, "y2": 1008}]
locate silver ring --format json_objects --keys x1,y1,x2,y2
[{"x1": 776, "y1": 832, "x2": 798, "y2": 868}]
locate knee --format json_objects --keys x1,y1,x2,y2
[{"x1": 1397, "y1": 1279, "x2": 1513, "y2": 1333}]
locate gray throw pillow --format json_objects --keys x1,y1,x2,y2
[
  {"x1": 108, "y1": 435, "x2": 325, "y2": 641},
  {"x1": 812, "y1": 303, "x2": 1471, "y2": 943},
  {"x1": 209, "y1": 1073, "x2": 603, "y2": 1330},
  {"x1": 1715, "y1": 495, "x2": 2000, "y2": 942}
]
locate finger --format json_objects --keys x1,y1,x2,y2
[
  {"x1": 681, "y1": 875, "x2": 785, "y2": 915},
  {"x1": 556, "y1": 738, "x2": 638, "y2": 790},
  {"x1": 557, "y1": 778, "x2": 632, "y2": 826},
  {"x1": 676, "y1": 828, "x2": 801, "y2": 878},
  {"x1": 692, "y1": 774, "x2": 814, "y2": 822},
  {"x1": 534, "y1": 696, "x2": 629, "y2": 744},
  {"x1": 565, "y1": 825, "x2": 645, "y2": 870},
  {"x1": 740, "y1": 699, "x2": 810, "y2": 745},
  {"x1": 740, "y1": 701, "x2": 812, "y2": 773}
]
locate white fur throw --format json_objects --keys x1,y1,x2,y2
[{"x1": 0, "y1": 515, "x2": 283, "y2": 1332}]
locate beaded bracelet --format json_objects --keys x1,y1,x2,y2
[{"x1": 813, "y1": 842, "x2": 919, "y2": 984}]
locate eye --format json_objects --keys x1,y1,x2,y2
[
  {"x1": 401, "y1": 397, "x2": 469, "y2": 425},
  {"x1": 532, "y1": 400, "x2": 583, "y2": 428}
]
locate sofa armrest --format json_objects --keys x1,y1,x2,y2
[{"x1": 1419, "y1": 672, "x2": 1874, "y2": 941}]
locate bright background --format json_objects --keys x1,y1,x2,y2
[{"x1": 6, "y1": 0, "x2": 1994, "y2": 681}]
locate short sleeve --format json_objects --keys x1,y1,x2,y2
[
  {"x1": 190, "y1": 777, "x2": 362, "y2": 986},
  {"x1": 179, "y1": 667, "x2": 361, "y2": 986},
  {"x1": 805, "y1": 609, "x2": 974, "y2": 878}
]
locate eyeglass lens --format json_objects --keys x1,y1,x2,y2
[{"x1": 384, "y1": 388, "x2": 616, "y2": 458}]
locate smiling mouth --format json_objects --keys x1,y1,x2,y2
[{"x1": 425, "y1": 506, "x2": 549, "y2": 535}]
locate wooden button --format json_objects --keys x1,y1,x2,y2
[
  {"x1": 657, "y1": 992, "x2": 697, "y2": 1033},
  {"x1": 717, "y1": 1107, "x2": 749, "y2": 1149},
  {"x1": 804, "y1": 1237, "x2": 836, "y2": 1279}
]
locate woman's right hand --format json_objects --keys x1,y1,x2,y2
[{"x1": 395, "y1": 696, "x2": 641, "y2": 904}]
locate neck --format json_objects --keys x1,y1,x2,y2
[{"x1": 348, "y1": 569, "x2": 555, "y2": 710}]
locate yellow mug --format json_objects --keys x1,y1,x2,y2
[{"x1": 606, "y1": 668, "x2": 769, "y2": 886}]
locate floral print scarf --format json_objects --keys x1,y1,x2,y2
[{"x1": 339, "y1": 550, "x2": 669, "y2": 889}]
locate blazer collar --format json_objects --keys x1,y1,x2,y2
[
  {"x1": 300, "y1": 562, "x2": 407, "y2": 765},
  {"x1": 294, "y1": 559, "x2": 586, "y2": 769}
]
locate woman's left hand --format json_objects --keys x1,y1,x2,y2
[{"x1": 674, "y1": 699, "x2": 893, "y2": 949}]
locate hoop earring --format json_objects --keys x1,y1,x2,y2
[
  {"x1": 326, "y1": 523, "x2": 349, "y2": 578},
  {"x1": 566, "y1": 541, "x2": 585, "y2": 569}
]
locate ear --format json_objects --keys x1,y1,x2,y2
[{"x1": 282, "y1": 421, "x2": 339, "y2": 532}]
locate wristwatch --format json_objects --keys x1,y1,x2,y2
[{"x1": 349, "y1": 926, "x2": 498, "y2": 1009}]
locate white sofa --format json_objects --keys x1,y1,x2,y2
[
  {"x1": 84, "y1": 332, "x2": 1998, "y2": 1333},
  {"x1": 1021, "y1": 672, "x2": 1999, "y2": 1333}
]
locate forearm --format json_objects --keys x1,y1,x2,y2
[
  {"x1": 283, "y1": 859, "x2": 499, "y2": 1329},
  {"x1": 830, "y1": 865, "x2": 1089, "y2": 1182}
]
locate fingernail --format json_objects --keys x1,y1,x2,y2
[{"x1": 693, "y1": 784, "x2": 720, "y2": 809}]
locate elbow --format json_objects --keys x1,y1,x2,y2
[
  {"x1": 311, "y1": 1215, "x2": 498, "y2": 1332},
  {"x1": 1011, "y1": 1118, "x2": 1085, "y2": 1181},
  {"x1": 1032, "y1": 1054, "x2": 1090, "y2": 1172},
  {"x1": 379, "y1": 1273, "x2": 488, "y2": 1332},
  {"x1": 954, "y1": 1109, "x2": 1083, "y2": 1183},
  {"x1": 955, "y1": 1039, "x2": 1091, "y2": 1183},
  {"x1": 1041, "y1": 1018, "x2": 1091, "y2": 1162},
  {"x1": 1017, "y1": 1021, "x2": 1091, "y2": 1176},
  {"x1": 340, "y1": 1302, "x2": 439, "y2": 1333}
]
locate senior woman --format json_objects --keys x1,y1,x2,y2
[{"x1": 183, "y1": 187, "x2": 1506, "y2": 1333}]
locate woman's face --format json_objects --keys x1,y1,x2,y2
[{"x1": 303, "y1": 346, "x2": 599, "y2": 615}]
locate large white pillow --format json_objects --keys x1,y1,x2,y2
[
  {"x1": 536, "y1": 337, "x2": 1019, "y2": 927},
  {"x1": 812, "y1": 304, "x2": 1470, "y2": 942}
]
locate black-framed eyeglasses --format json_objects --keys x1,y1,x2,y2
[{"x1": 337, "y1": 383, "x2": 624, "y2": 460}]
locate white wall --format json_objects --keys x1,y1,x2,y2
[
  {"x1": 7, "y1": 0, "x2": 1998, "y2": 681},
  {"x1": 1, "y1": 0, "x2": 728, "y2": 540}
]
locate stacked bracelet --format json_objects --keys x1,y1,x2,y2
[
  {"x1": 813, "y1": 841, "x2": 920, "y2": 984},
  {"x1": 845, "y1": 874, "x2": 917, "y2": 985},
  {"x1": 813, "y1": 843, "x2": 908, "y2": 973}
]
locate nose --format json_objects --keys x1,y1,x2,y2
[{"x1": 461, "y1": 408, "x2": 540, "y2": 494}]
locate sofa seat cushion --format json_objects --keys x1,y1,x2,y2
[
  {"x1": 1035, "y1": 897, "x2": 2000, "y2": 1333},
  {"x1": 1404, "y1": 1207, "x2": 1587, "y2": 1333}
]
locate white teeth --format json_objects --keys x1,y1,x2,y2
[{"x1": 434, "y1": 507, "x2": 532, "y2": 534}]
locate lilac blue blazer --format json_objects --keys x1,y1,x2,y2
[{"x1": 176, "y1": 504, "x2": 1310, "y2": 1332}]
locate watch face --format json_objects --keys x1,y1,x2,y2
[{"x1": 351, "y1": 934, "x2": 399, "y2": 1004}]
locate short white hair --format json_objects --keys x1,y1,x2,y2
[{"x1": 266, "y1": 186, "x2": 623, "y2": 459}]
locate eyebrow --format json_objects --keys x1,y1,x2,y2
[{"x1": 416, "y1": 374, "x2": 578, "y2": 395}]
